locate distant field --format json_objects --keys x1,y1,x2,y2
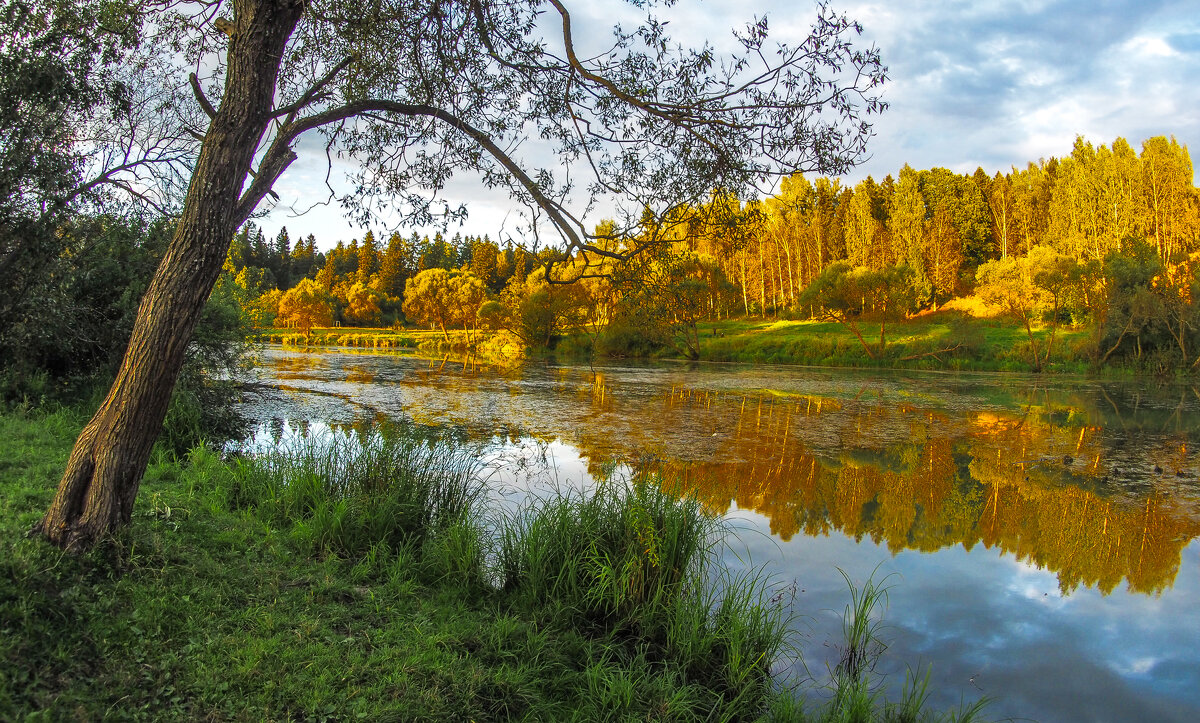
[{"x1": 695, "y1": 311, "x2": 1093, "y2": 373}]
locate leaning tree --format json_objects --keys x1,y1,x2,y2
[{"x1": 35, "y1": 0, "x2": 887, "y2": 550}]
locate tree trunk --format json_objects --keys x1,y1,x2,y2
[
  {"x1": 757, "y1": 242, "x2": 766, "y2": 317},
  {"x1": 782, "y1": 239, "x2": 794, "y2": 305},
  {"x1": 843, "y1": 319, "x2": 875, "y2": 359},
  {"x1": 739, "y1": 253, "x2": 749, "y2": 316},
  {"x1": 35, "y1": 0, "x2": 305, "y2": 552},
  {"x1": 1022, "y1": 318, "x2": 1043, "y2": 373}
]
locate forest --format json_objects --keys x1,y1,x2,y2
[
  {"x1": 5, "y1": 132, "x2": 1197, "y2": 415},
  {"x1": 214, "y1": 134, "x2": 1200, "y2": 370}
]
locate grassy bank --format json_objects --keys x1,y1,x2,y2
[
  {"x1": 260, "y1": 311, "x2": 1105, "y2": 375},
  {"x1": 257, "y1": 327, "x2": 489, "y2": 354},
  {"x1": 693, "y1": 312, "x2": 1093, "y2": 373},
  {"x1": 2, "y1": 408, "x2": 989, "y2": 721}
]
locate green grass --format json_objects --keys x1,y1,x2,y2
[
  {"x1": 1, "y1": 408, "x2": 992, "y2": 721},
  {"x1": 257, "y1": 313, "x2": 1106, "y2": 375},
  {"x1": 256, "y1": 310, "x2": 1170, "y2": 377},
  {"x1": 497, "y1": 480, "x2": 791, "y2": 714},
  {"x1": 693, "y1": 312, "x2": 1093, "y2": 373}
]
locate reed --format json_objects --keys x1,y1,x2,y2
[
  {"x1": 812, "y1": 568, "x2": 991, "y2": 723},
  {"x1": 497, "y1": 477, "x2": 796, "y2": 713},
  {"x1": 213, "y1": 425, "x2": 485, "y2": 575},
  {"x1": 2, "y1": 408, "x2": 994, "y2": 721}
]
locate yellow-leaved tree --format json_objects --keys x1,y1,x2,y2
[
  {"x1": 403, "y1": 268, "x2": 489, "y2": 340},
  {"x1": 976, "y1": 246, "x2": 1080, "y2": 372},
  {"x1": 277, "y1": 278, "x2": 334, "y2": 337},
  {"x1": 345, "y1": 281, "x2": 384, "y2": 326}
]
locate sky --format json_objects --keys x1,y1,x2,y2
[{"x1": 256, "y1": 0, "x2": 1200, "y2": 250}]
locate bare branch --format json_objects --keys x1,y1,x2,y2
[
  {"x1": 238, "y1": 99, "x2": 588, "y2": 250},
  {"x1": 189, "y1": 72, "x2": 217, "y2": 119}
]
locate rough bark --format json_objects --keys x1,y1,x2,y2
[{"x1": 35, "y1": 0, "x2": 305, "y2": 552}]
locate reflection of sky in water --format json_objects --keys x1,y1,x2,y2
[
  {"x1": 237, "y1": 347, "x2": 1200, "y2": 722},
  {"x1": 718, "y1": 503, "x2": 1200, "y2": 722}
]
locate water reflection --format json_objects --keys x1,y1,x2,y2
[
  {"x1": 633, "y1": 396, "x2": 1200, "y2": 596},
  {"x1": 243, "y1": 347, "x2": 1200, "y2": 597},
  {"x1": 239, "y1": 347, "x2": 1200, "y2": 721}
]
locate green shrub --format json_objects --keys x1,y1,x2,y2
[
  {"x1": 498, "y1": 478, "x2": 793, "y2": 711},
  {"x1": 596, "y1": 321, "x2": 667, "y2": 358}
]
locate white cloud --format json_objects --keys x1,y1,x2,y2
[
  {"x1": 1113, "y1": 656, "x2": 1160, "y2": 676},
  {"x1": 255, "y1": 0, "x2": 1200, "y2": 248},
  {"x1": 1123, "y1": 33, "x2": 1181, "y2": 59}
]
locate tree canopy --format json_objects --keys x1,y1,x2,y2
[
  {"x1": 30, "y1": 0, "x2": 889, "y2": 550},
  {"x1": 180, "y1": 0, "x2": 887, "y2": 263},
  {"x1": 278, "y1": 278, "x2": 334, "y2": 335}
]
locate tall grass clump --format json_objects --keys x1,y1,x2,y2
[
  {"x1": 497, "y1": 478, "x2": 795, "y2": 714},
  {"x1": 498, "y1": 479, "x2": 710, "y2": 628},
  {"x1": 811, "y1": 569, "x2": 991, "y2": 723},
  {"x1": 207, "y1": 425, "x2": 485, "y2": 577}
]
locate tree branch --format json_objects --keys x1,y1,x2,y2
[
  {"x1": 238, "y1": 99, "x2": 587, "y2": 251},
  {"x1": 189, "y1": 72, "x2": 217, "y2": 119},
  {"x1": 270, "y1": 56, "x2": 354, "y2": 122},
  {"x1": 546, "y1": 0, "x2": 730, "y2": 156}
]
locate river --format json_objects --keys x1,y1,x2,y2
[{"x1": 239, "y1": 345, "x2": 1200, "y2": 722}]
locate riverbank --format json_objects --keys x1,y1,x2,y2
[
  {"x1": 259, "y1": 310, "x2": 1110, "y2": 375},
  {"x1": 692, "y1": 312, "x2": 1093, "y2": 373},
  {"x1": 2, "y1": 407, "x2": 989, "y2": 721}
]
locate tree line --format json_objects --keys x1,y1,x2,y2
[
  {"x1": 712, "y1": 135, "x2": 1197, "y2": 314},
  {"x1": 227, "y1": 133, "x2": 1199, "y2": 370},
  {"x1": 221, "y1": 224, "x2": 556, "y2": 329}
]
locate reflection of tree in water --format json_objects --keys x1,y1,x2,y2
[
  {"x1": 265, "y1": 350, "x2": 1200, "y2": 596},
  {"x1": 575, "y1": 387, "x2": 1200, "y2": 597},
  {"x1": 269, "y1": 353, "x2": 329, "y2": 379},
  {"x1": 967, "y1": 411, "x2": 1199, "y2": 595}
]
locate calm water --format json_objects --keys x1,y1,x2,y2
[{"x1": 240, "y1": 346, "x2": 1200, "y2": 722}]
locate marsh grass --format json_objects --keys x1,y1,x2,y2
[
  {"x1": 261, "y1": 327, "x2": 451, "y2": 350},
  {"x1": 497, "y1": 477, "x2": 796, "y2": 713},
  {"x1": 213, "y1": 425, "x2": 483, "y2": 568},
  {"x1": 2, "y1": 408, "x2": 992, "y2": 721},
  {"x1": 811, "y1": 569, "x2": 991, "y2": 723}
]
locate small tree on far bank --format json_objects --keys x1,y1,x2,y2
[
  {"x1": 481, "y1": 267, "x2": 593, "y2": 350},
  {"x1": 1090, "y1": 239, "x2": 1200, "y2": 369},
  {"x1": 344, "y1": 281, "x2": 385, "y2": 326},
  {"x1": 278, "y1": 278, "x2": 334, "y2": 337},
  {"x1": 611, "y1": 250, "x2": 735, "y2": 360},
  {"x1": 800, "y1": 262, "x2": 916, "y2": 359},
  {"x1": 450, "y1": 273, "x2": 488, "y2": 342},
  {"x1": 403, "y1": 268, "x2": 489, "y2": 340},
  {"x1": 976, "y1": 246, "x2": 1080, "y2": 371},
  {"x1": 403, "y1": 268, "x2": 456, "y2": 339}
]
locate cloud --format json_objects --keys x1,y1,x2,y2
[
  {"x1": 827, "y1": 0, "x2": 1200, "y2": 181},
  {"x1": 259, "y1": 0, "x2": 1200, "y2": 247}
]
